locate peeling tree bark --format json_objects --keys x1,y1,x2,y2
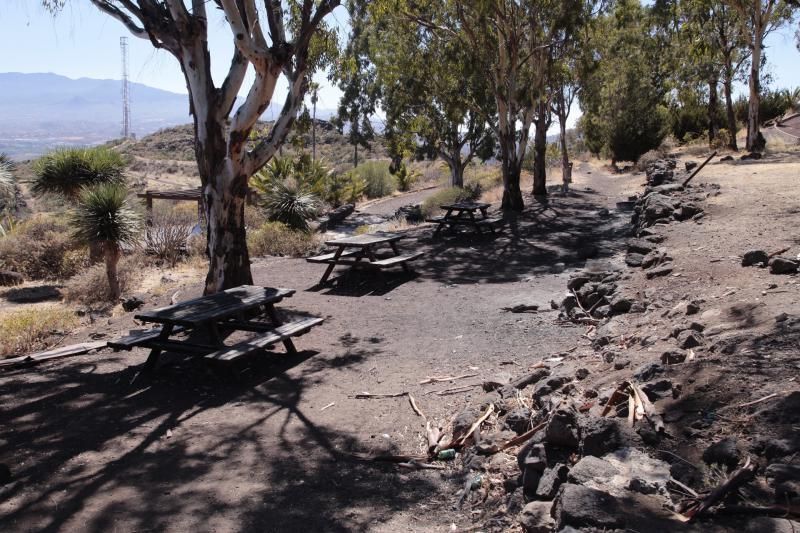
[{"x1": 532, "y1": 100, "x2": 550, "y2": 198}]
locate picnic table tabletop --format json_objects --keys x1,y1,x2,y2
[
  {"x1": 324, "y1": 232, "x2": 406, "y2": 247},
  {"x1": 440, "y1": 201, "x2": 491, "y2": 211},
  {"x1": 135, "y1": 285, "x2": 295, "y2": 327}
]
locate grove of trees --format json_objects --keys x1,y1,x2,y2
[{"x1": 43, "y1": 0, "x2": 798, "y2": 292}]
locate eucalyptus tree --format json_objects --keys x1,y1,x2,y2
[
  {"x1": 44, "y1": 0, "x2": 341, "y2": 294},
  {"x1": 383, "y1": 0, "x2": 590, "y2": 209},
  {"x1": 580, "y1": 0, "x2": 671, "y2": 164},
  {"x1": 331, "y1": 7, "x2": 380, "y2": 169},
  {"x1": 363, "y1": 2, "x2": 495, "y2": 187},
  {"x1": 722, "y1": 0, "x2": 795, "y2": 150}
]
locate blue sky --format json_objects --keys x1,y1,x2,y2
[{"x1": 0, "y1": 1, "x2": 798, "y2": 124}]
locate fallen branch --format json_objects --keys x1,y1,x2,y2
[
  {"x1": 682, "y1": 150, "x2": 717, "y2": 187},
  {"x1": 682, "y1": 457, "x2": 758, "y2": 521},
  {"x1": 0, "y1": 341, "x2": 107, "y2": 369},
  {"x1": 444, "y1": 404, "x2": 494, "y2": 449},
  {"x1": 320, "y1": 402, "x2": 335, "y2": 411},
  {"x1": 408, "y1": 394, "x2": 425, "y2": 418},
  {"x1": 768, "y1": 247, "x2": 790, "y2": 258},
  {"x1": 397, "y1": 461, "x2": 446, "y2": 470},
  {"x1": 425, "y1": 383, "x2": 481, "y2": 396},
  {"x1": 353, "y1": 391, "x2": 407, "y2": 399},
  {"x1": 717, "y1": 391, "x2": 787, "y2": 413},
  {"x1": 419, "y1": 373, "x2": 478, "y2": 385}
]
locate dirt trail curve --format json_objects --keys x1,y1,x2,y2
[{"x1": 2, "y1": 156, "x2": 798, "y2": 532}]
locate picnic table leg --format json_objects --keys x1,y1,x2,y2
[
  {"x1": 319, "y1": 246, "x2": 344, "y2": 285},
  {"x1": 137, "y1": 324, "x2": 174, "y2": 379},
  {"x1": 468, "y1": 210, "x2": 483, "y2": 235},
  {"x1": 266, "y1": 304, "x2": 298, "y2": 355},
  {"x1": 389, "y1": 241, "x2": 413, "y2": 274}
]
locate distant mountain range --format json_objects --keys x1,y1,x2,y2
[{"x1": 0, "y1": 73, "x2": 335, "y2": 160}]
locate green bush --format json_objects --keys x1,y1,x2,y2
[
  {"x1": 394, "y1": 163, "x2": 419, "y2": 192},
  {"x1": 260, "y1": 179, "x2": 320, "y2": 231},
  {"x1": 32, "y1": 147, "x2": 127, "y2": 198},
  {"x1": 734, "y1": 89, "x2": 796, "y2": 126},
  {"x1": 0, "y1": 214, "x2": 87, "y2": 280},
  {"x1": 355, "y1": 161, "x2": 396, "y2": 198},
  {"x1": 247, "y1": 222, "x2": 320, "y2": 257},
  {"x1": 421, "y1": 187, "x2": 479, "y2": 218}
]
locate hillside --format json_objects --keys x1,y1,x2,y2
[
  {"x1": 0, "y1": 73, "x2": 337, "y2": 160},
  {"x1": 117, "y1": 120, "x2": 390, "y2": 192}
]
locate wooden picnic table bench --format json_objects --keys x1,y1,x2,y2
[
  {"x1": 426, "y1": 201, "x2": 503, "y2": 236},
  {"x1": 108, "y1": 285, "x2": 323, "y2": 373},
  {"x1": 306, "y1": 232, "x2": 423, "y2": 285}
]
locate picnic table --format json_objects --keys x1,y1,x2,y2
[
  {"x1": 108, "y1": 285, "x2": 323, "y2": 371},
  {"x1": 426, "y1": 201, "x2": 503, "y2": 236},
  {"x1": 306, "y1": 232, "x2": 423, "y2": 285}
]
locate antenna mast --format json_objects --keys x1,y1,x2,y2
[{"x1": 120, "y1": 36, "x2": 131, "y2": 139}]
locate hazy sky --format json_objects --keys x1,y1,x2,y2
[{"x1": 1, "y1": 1, "x2": 798, "y2": 122}]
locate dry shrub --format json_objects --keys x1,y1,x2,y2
[
  {"x1": 143, "y1": 211, "x2": 193, "y2": 266},
  {"x1": 0, "y1": 306, "x2": 78, "y2": 357},
  {"x1": 636, "y1": 149, "x2": 665, "y2": 171},
  {"x1": 0, "y1": 214, "x2": 87, "y2": 280},
  {"x1": 421, "y1": 187, "x2": 481, "y2": 218},
  {"x1": 247, "y1": 222, "x2": 320, "y2": 257},
  {"x1": 63, "y1": 254, "x2": 144, "y2": 305}
]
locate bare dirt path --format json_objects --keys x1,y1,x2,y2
[
  {"x1": 5, "y1": 153, "x2": 797, "y2": 532},
  {"x1": 0, "y1": 165, "x2": 630, "y2": 532}
]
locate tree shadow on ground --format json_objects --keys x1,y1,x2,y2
[
  {"x1": 307, "y1": 269, "x2": 420, "y2": 297},
  {"x1": 0, "y1": 336, "x2": 438, "y2": 532},
  {"x1": 409, "y1": 191, "x2": 630, "y2": 285}
]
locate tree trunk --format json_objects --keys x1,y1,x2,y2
[
  {"x1": 559, "y1": 114, "x2": 570, "y2": 192},
  {"x1": 746, "y1": 24, "x2": 762, "y2": 152},
  {"x1": 532, "y1": 104, "x2": 548, "y2": 198},
  {"x1": 708, "y1": 76, "x2": 720, "y2": 145},
  {"x1": 440, "y1": 149, "x2": 465, "y2": 188},
  {"x1": 203, "y1": 166, "x2": 253, "y2": 294},
  {"x1": 498, "y1": 130, "x2": 524, "y2": 211},
  {"x1": 104, "y1": 243, "x2": 121, "y2": 301},
  {"x1": 723, "y1": 75, "x2": 738, "y2": 151},
  {"x1": 88, "y1": 241, "x2": 104, "y2": 264},
  {"x1": 354, "y1": 144, "x2": 359, "y2": 169}
]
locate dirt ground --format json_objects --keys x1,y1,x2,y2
[{"x1": 1, "y1": 151, "x2": 798, "y2": 532}]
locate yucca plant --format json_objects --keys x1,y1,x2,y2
[
  {"x1": 261, "y1": 179, "x2": 319, "y2": 232},
  {"x1": 70, "y1": 183, "x2": 141, "y2": 300},
  {"x1": 32, "y1": 147, "x2": 126, "y2": 198},
  {"x1": 0, "y1": 154, "x2": 14, "y2": 191}
]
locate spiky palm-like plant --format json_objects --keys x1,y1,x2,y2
[
  {"x1": 32, "y1": 147, "x2": 126, "y2": 199},
  {"x1": 0, "y1": 153, "x2": 14, "y2": 193},
  {"x1": 71, "y1": 183, "x2": 141, "y2": 300},
  {"x1": 262, "y1": 179, "x2": 319, "y2": 232}
]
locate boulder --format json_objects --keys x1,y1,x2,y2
[
  {"x1": 720, "y1": 155, "x2": 734, "y2": 162},
  {"x1": 673, "y1": 203, "x2": 703, "y2": 221},
  {"x1": 742, "y1": 249, "x2": 769, "y2": 267},
  {"x1": 519, "y1": 501, "x2": 555, "y2": 533},
  {"x1": 770, "y1": 257, "x2": 799, "y2": 275},
  {"x1": 609, "y1": 294, "x2": 633, "y2": 313},
  {"x1": 535, "y1": 464, "x2": 569, "y2": 500},
  {"x1": 661, "y1": 349, "x2": 687, "y2": 364},
  {"x1": 505, "y1": 407, "x2": 533, "y2": 435},
  {"x1": 567, "y1": 456, "x2": 619, "y2": 486},
  {"x1": 545, "y1": 405, "x2": 581, "y2": 449},
  {"x1": 685, "y1": 161, "x2": 698, "y2": 172},
  {"x1": 646, "y1": 264, "x2": 674, "y2": 279},
  {"x1": 625, "y1": 253, "x2": 645, "y2": 267},
  {"x1": 553, "y1": 484, "x2": 624, "y2": 530},
  {"x1": 121, "y1": 295, "x2": 145, "y2": 312},
  {"x1": 521, "y1": 443, "x2": 548, "y2": 497},
  {"x1": 581, "y1": 417, "x2": 622, "y2": 457},
  {"x1": 702, "y1": 437, "x2": 741, "y2": 470},
  {"x1": 627, "y1": 238, "x2": 655, "y2": 255},
  {"x1": 0, "y1": 270, "x2": 23, "y2": 287},
  {"x1": 633, "y1": 362, "x2": 663, "y2": 381},
  {"x1": 677, "y1": 330, "x2": 703, "y2": 349}
]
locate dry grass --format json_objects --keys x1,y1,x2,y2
[
  {"x1": 0, "y1": 214, "x2": 88, "y2": 281},
  {"x1": 247, "y1": 222, "x2": 321, "y2": 257},
  {"x1": 62, "y1": 255, "x2": 144, "y2": 306},
  {"x1": 0, "y1": 305, "x2": 78, "y2": 358}
]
